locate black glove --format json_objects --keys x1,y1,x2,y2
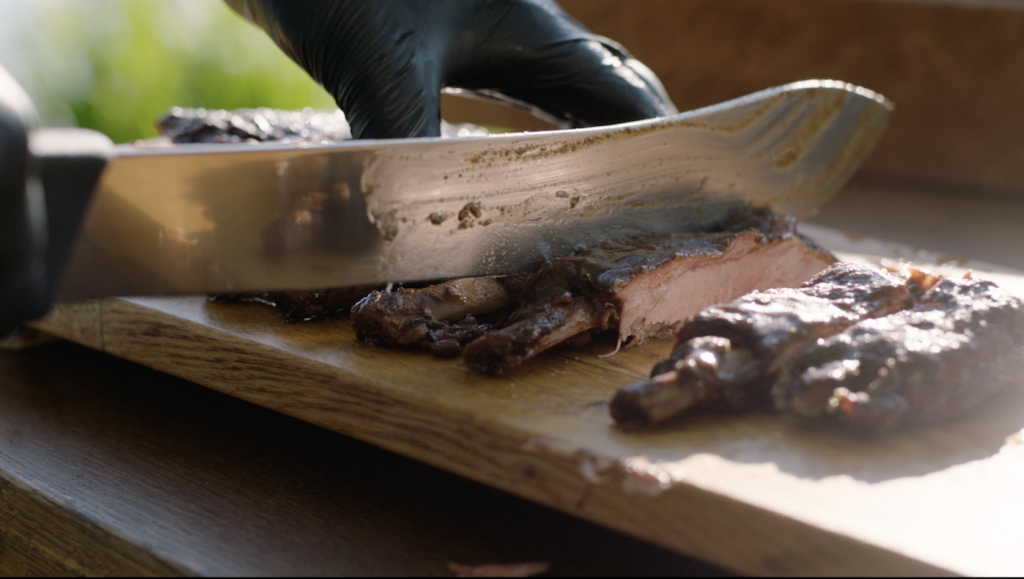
[{"x1": 225, "y1": 0, "x2": 677, "y2": 139}]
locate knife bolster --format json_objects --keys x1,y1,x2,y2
[{"x1": 29, "y1": 128, "x2": 114, "y2": 309}]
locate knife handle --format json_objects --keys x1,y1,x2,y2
[{"x1": 0, "y1": 64, "x2": 112, "y2": 336}]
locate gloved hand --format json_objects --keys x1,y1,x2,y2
[{"x1": 224, "y1": 0, "x2": 677, "y2": 139}]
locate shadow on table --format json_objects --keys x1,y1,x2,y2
[
  {"x1": 0, "y1": 341, "x2": 730, "y2": 577},
  {"x1": 617, "y1": 383, "x2": 1024, "y2": 484}
]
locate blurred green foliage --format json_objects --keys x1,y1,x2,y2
[{"x1": 0, "y1": 0, "x2": 336, "y2": 143}]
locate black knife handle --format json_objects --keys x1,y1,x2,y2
[
  {"x1": 0, "y1": 64, "x2": 112, "y2": 336},
  {"x1": 0, "y1": 64, "x2": 44, "y2": 336},
  {"x1": 31, "y1": 128, "x2": 114, "y2": 307}
]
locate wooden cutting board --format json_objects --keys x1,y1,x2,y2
[{"x1": 29, "y1": 225, "x2": 1024, "y2": 577}]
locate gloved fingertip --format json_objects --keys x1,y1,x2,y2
[{"x1": 621, "y1": 56, "x2": 678, "y2": 116}]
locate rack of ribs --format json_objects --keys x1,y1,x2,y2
[
  {"x1": 157, "y1": 107, "x2": 354, "y2": 143},
  {"x1": 209, "y1": 287, "x2": 380, "y2": 323},
  {"x1": 611, "y1": 263, "x2": 1024, "y2": 431},
  {"x1": 351, "y1": 209, "x2": 837, "y2": 373}
]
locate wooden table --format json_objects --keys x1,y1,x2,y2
[
  {"x1": 7, "y1": 171, "x2": 1024, "y2": 577},
  {"x1": 6, "y1": 1, "x2": 1024, "y2": 575},
  {"x1": 5, "y1": 180, "x2": 1023, "y2": 577},
  {"x1": 0, "y1": 339, "x2": 727, "y2": 576}
]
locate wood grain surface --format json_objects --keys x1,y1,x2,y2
[
  {"x1": 0, "y1": 341, "x2": 725, "y2": 577},
  {"x1": 28, "y1": 226, "x2": 1024, "y2": 577},
  {"x1": 8, "y1": 1, "x2": 1024, "y2": 575}
]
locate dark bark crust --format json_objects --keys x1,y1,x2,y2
[
  {"x1": 352, "y1": 209, "x2": 835, "y2": 373},
  {"x1": 611, "y1": 264, "x2": 1024, "y2": 432}
]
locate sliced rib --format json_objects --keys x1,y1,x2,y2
[
  {"x1": 352, "y1": 209, "x2": 836, "y2": 373},
  {"x1": 610, "y1": 263, "x2": 915, "y2": 428}
]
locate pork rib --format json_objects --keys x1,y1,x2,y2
[
  {"x1": 211, "y1": 286, "x2": 378, "y2": 323},
  {"x1": 352, "y1": 209, "x2": 836, "y2": 373},
  {"x1": 782, "y1": 269, "x2": 1024, "y2": 430},
  {"x1": 612, "y1": 263, "x2": 1024, "y2": 431},
  {"x1": 351, "y1": 277, "x2": 519, "y2": 356},
  {"x1": 610, "y1": 263, "x2": 913, "y2": 427}
]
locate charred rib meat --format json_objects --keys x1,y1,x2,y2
[
  {"x1": 350, "y1": 277, "x2": 519, "y2": 356},
  {"x1": 611, "y1": 264, "x2": 1024, "y2": 431},
  {"x1": 157, "y1": 107, "x2": 353, "y2": 143},
  {"x1": 157, "y1": 107, "x2": 488, "y2": 144},
  {"x1": 210, "y1": 286, "x2": 378, "y2": 323},
  {"x1": 782, "y1": 269, "x2": 1024, "y2": 430},
  {"x1": 351, "y1": 209, "x2": 836, "y2": 373},
  {"x1": 611, "y1": 263, "x2": 913, "y2": 427}
]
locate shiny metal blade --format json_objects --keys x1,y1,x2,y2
[{"x1": 56, "y1": 80, "x2": 892, "y2": 300}]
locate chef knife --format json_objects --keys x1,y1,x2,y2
[{"x1": 3, "y1": 71, "x2": 892, "y2": 305}]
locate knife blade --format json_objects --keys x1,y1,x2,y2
[{"x1": 51, "y1": 79, "x2": 891, "y2": 301}]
